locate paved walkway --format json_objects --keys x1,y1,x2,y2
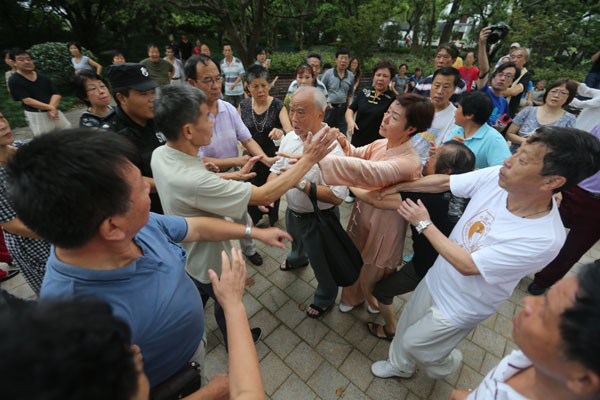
[
  {"x1": 3, "y1": 190, "x2": 598, "y2": 399},
  {"x1": 3, "y1": 109, "x2": 599, "y2": 398}
]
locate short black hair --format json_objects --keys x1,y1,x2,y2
[
  {"x1": 255, "y1": 46, "x2": 265, "y2": 57},
  {"x1": 459, "y1": 91, "x2": 493, "y2": 125},
  {"x1": 435, "y1": 141, "x2": 476, "y2": 175},
  {"x1": 437, "y1": 43, "x2": 459, "y2": 60},
  {"x1": 6, "y1": 129, "x2": 140, "y2": 248},
  {"x1": 245, "y1": 63, "x2": 269, "y2": 83},
  {"x1": 147, "y1": 43, "x2": 158, "y2": 50},
  {"x1": 184, "y1": 54, "x2": 218, "y2": 81},
  {"x1": 491, "y1": 62, "x2": 521, "y2": 82},
  {"x1": 112, "y1": 50, "x2": 125, "y2": 59},
  {"x1": 398, "y1": 63, "x2": 408, "y2": 70},
  {"x1": 433, "y1": 66, "x2": 461, "y2": 87},
  {"x1": 527, "y1": 126, "x2": 600, "y2": 192},
  {"x1": 372, "y1": 60, "x2": 397, "y2": 77},
  {"x1": 66, "y1": 42, "x2": 81, "y2": 52},
  {"x1": 560, "y1": 261, "x2": 600, "y2": 377},
  {"x1": 306, "y1": 53, "x2": 322, "y2": 65},
  {"x1": 71, "y1": 71, "x2": 109, "y2": 106},
  {"x1": 0, "y1": 300, "x2": 138, "y2": 400},
  {"x1": 8, "y1": 47, "x2": 28, "y2": 62},
  {"x1": 335, "y1": 48, "x2": 349, "y2": 58},
  {"x1": 154, "y1": 84, "x2": 207, "y2": 141},
  {"x1": 323, "y1": 63, "x2": 332, "y2": 69},
  {"x1": 165, "y1": 44, "x2": 174, "y2": 52},
  {"x1": 396, "y1": 93, "x2": 435, "y2": 135}
]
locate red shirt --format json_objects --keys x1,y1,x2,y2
[{"x1": 458, "y1": 66, "x2": 479, "y2": 92}]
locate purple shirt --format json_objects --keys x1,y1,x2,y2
[
  {"x1": 578, "y1": 123, "x2": 600, "y2": 194},
  {"x1": 197, "y1": 99, "x2": 252, "y2": 159}
]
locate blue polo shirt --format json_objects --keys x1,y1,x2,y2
[
  {"x1": 40, "y1": 213, "x2": 204, "y2": 387},
  {"x1": 451, "y1": 124, "x2": 511, "y2": 169}
]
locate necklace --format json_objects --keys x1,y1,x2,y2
[
  {"x1": 519, "y1": 204, "x2": 551, "y2": 218},
  {"x1": 251, "y1": 99, "x2": 270, "y2": 133}
]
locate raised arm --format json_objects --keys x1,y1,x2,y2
[
  {"x1": 319, "y1": 153, "x2": 419, "y2": 190},
  {"x1": 476, "y1": 27, "x2": 491, "y2": 90},
  {"x1": 183, "y1": 216, "x2": 291, "y2": 249},
  {"x1": 379, "y1": 174, "x2": 450, "y2": 198},
  {"x1": 209, "y1": 249, "x2": 265, "y2": 400}
]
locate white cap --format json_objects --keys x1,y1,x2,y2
[{"x1": 510, "y1": 42, "x2": 520, "y2": 48}]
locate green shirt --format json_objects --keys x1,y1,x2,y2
[{"x1": 140, "y1": 58, "x2": 173, "y2": 85}]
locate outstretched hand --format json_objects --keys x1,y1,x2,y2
[
  {"x1": 254, "y1": 227, "x2": 292, "y2": 249},
  {"x1": 209, "y1": 249, "x2": 247, "y2": 312},
  {"x1": 302, "y1": 126, "x2": 338, "y2": 163},
  {"x1": 397, "y1": 198, "x2": 431, "y2": 226},
  {"x1": 236, "y1": 155, "x2": 262, "y2": 180}
]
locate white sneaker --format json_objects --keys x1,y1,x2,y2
[
  {"x1": 367, "y1": 304, "x2": 380, "y2": 314},
  {"x1": 371, "y1": 360, "x2": 413, "y2": 379},
  {"x1": 339, "y1": 302, "x2": 354, "y2": 313},
  {"x1": 344, "y1": 195, "x2": 355, "y2": 203}
]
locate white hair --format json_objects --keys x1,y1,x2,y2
[
  {"x1": 292, "y1": 86, "x2": 327, "y2": 112},
  {"x1": 514, "y1": 47, "x2": 530, "y2": 58}
]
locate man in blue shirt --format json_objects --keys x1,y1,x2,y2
[
  {"x1": 449, "y1": 91, "x2": 511, "y2": 169},
  {"x1": 5, "y1": 128, "x2": 287, "y2": 394},
  {"x1": 476, "y1": 27, "x2": 520, "y2": 128}
]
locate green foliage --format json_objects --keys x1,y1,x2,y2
[
  {"x1": 0, "y1": 77, "x2": 26, "y2": 128},
  {"x1": 27, "y1": 42, "x2": 96, "y2": 94},
  {"x1": 335, "y1": 0, "x2": 403, "y2": 59}
]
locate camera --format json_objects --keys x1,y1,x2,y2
[{"x1": 487, "y1": 23, "x2": 510, "y2": 44}]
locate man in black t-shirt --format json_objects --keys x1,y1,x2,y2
[
  {"x1": 7, "y1": 48, "x2": 71, "y2": 136},
  {"x1": 106, "y1": 63, "x2": 166, "y2": 214},
  {"x1": 179, "y1": 34, "x2": 193, "y2": 63},
  {"x1": 356, "y1": 142, "x2": 475, "y2": 340}
]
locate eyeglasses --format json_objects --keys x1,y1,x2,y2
[
  {"x1": 548, "y1": 90, "x2": 569, "y2": 97},
  {"x1": 495, "y1": 72, "x2": 515, "y2": 79},
  {"x1": 199, "y1": 75, "x2": 223, "y2": 86}
]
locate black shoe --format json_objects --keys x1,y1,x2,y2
[
  {"x1": 245, "y1": 252, "x2": 263, "y2": 266},
  {"x1": 527, "y1": 282, "x2": 547, "y2": 295},
  {"x1": 251, "y1": 327, "x2": 262, "y2": 343}
]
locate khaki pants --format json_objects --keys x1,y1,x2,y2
[
  {"x1": 388, "y1": 279, "x2": 470, "y2": 379},
  {"x1": 24, "y1": 110, "x2": 71, "y2": 136}
]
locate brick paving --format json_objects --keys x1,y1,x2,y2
[{"x1": 3, "y1": 106, "x2": 599, "y2": 399}]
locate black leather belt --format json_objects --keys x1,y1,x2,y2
[{"x1": 331, "y1": 103, "x2": 347, "y2": 108}]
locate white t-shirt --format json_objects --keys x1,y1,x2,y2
[
  {"x1": 466, "y1": 350, "x2": 532, "y2": 400},
  {"x1": 412, "y1": 103, "x2": 456, "y2": 166},
  {"x1": 425, "y1": 166, "x2": 565, "y2": 329},
  {"x1": 270, "y1": 125, "x2": 347, "y2": 213}
]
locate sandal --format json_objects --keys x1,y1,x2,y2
[
  {"x1": 279, "y1": 260, "x2": 309, "y2": 271},
  {"x1": 367, "y1": 322, "x2": 395, "y2": 341},
  {"x1": 306, "y1": 303, "x2": 331, "y2": 319}
]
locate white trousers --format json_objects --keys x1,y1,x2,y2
[
  {"x1": 24, "y1": 110, "x2": 71, "y2": 136},
  {"x1": 388, "y1": 279, "x2": 471, "y2": 379}
]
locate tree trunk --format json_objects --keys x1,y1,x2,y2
[
  {"x1": 410, "y1": 2, "x2": 425, "y2": 50},
  {"x1": 439, "y1": 0, "x2": 461, "y2": 44}
]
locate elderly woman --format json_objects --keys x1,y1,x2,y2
[
  {"x1": 240, "y1": 64, "x2": 292, "y2": 226},
  {"x1": 319, "y1": 93, "x2": 434, "y2": 312},
  {"x1": 71, "y1": 71, "x2": 116, "y2": 128},
  {"x1": 0, "y1": 111, "x2": 50, "y2": 295},
  {"x1": 506, "y1": 78, "x2": 576, "y2": 153},
  {"x1": 67, "y1": 42, "x2": 102, "y2": 75}
]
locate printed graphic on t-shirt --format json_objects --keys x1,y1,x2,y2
[{"x1": 460, "y1": 209, "x2": 494, "y2": 252}]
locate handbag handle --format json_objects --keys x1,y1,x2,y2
[{"x1": 308, "y1": 181, "x2": 324, "y2": 219}]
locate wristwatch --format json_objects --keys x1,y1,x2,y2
[
  {"x1": 296, "y1": 179, "x2": 307, "y2": 191},
  {"x1": 244, "y1": 225, "x2": 252, "y2": 239},
  {"x1": 415, "y1": 220, "x2": 433, "y2": 235}
]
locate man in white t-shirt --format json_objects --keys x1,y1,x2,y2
[
  {"x1": 413, "y1": 67, "x2": 460, "y2": 168},
  {"x1": 450, "y1": 261, "x2": 600, "y2": 400},
  {"x1": 371, "y1": 126, "x2": 600, "y2": 380}
]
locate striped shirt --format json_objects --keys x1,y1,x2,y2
[{"x1": 220, "y1": 57, "x2": 245, "y2": 96}]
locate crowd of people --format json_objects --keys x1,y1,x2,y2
[{"x1": 1, "y1": 25, "x2": 600, "y2": 400}]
